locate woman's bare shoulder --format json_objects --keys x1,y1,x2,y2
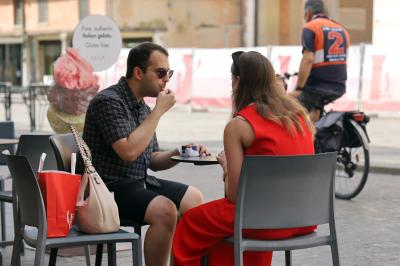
[
  {"x1": 225, "y1": 116, "x2": 254, "y2": 147},
  {"x1": 226, "y1": 116, "x2": 250, "y2": 130}
]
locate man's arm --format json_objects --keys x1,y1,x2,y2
[
  {"x1": 149, "y1": 143, "x2": 210, "y2": 171},
  {"x1": 112, "y1": 90, "x2": 175, "y2": 161},
  {"x1": 296, "y1": 50, "x2": 315, "y2": 89},
  {"x1": 149, "y1": 149, "x2": 179, "y2": 171}
]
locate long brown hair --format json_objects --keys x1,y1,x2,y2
[{"x1": 232, "y1": 51, "x2": 314, "y2": 135}]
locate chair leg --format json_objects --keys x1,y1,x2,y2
[
  {"x1": 134, "y1": 224, "x2": 141, "y2": 237},
  {"x1": 0, "y1": 180, "x2": 6, "y2": 243},
  {"x1": 285, "y1": 250, "x2": 292, "y2": 266},
  {"x1": 234, "y1": 247, "x2": 243, "y2": 266},
  {"x1": 11, "y1": 234, "x2": 22, "y2": 266},
  {"x1": 200, "y1": 255, "x2": 207, "y2": 266},
  {"x1": 132, "y1": 239, "x2": 142, "y2": 266},
  {"x1": 20, "y1": 240, "x2": 25, "y2": 256},
  {"x1": 0, "y1": 201, "x2": 5, "y2": 245},
  {"x1": 48, "y1": 248, "x2": 58, "y2": 266},
  {"x1": 84, "y1": 245, "x2": 91, "y2": 266},
  {"x1": 107, "y1": 243, "x2": 116, "y2": 266},
  {"x1": 331, "y1": 242, "x2": 340, "y2": 266},
  {"x1": 95, "y1": 244, "x2": 103, "y2": 266},
  {"x1": 33, "y1": 245, "x2": 46, "y2": 266}
]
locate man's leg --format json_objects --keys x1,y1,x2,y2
[
  {"x1": 145, "y1": 178, "x2": 204, "y2": 265},
  {"x1": 297, "y1": 87, "x2": 324, "y2": 122},
  {"x1": 179, "y1": 186, "x2": 204, "y2": 214},
  {"x1": 143, "y1": 195, "x2": 178, "y2": 266},
  {"x1": 108, "y1": 179, "x2": 179, "y2": 266},
  {"x1": 298, "y1": 87, "x2": 344, "y2": 123}
]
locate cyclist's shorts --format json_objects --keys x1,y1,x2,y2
[{"x1": 298, "y1": 86, "x2": 344, "y2": 111}]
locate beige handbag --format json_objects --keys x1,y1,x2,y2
[{"x1": 70, "y1": 125, "x2": 120, "y2": 233}]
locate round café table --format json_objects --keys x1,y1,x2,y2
[
  {"x1": 0, "y1": 139, "x2": 19, "y2": 145},
  {"x1": 171, "y1": 153, "x2": 219, "y2": 165}
]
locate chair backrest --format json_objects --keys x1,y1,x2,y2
[
  {"x1": 49, "y1": 133, "x2": 78, "y2": 172},
  {"x1": 235, "y1": 153, "x2": 337, "y2": 231},
  {"x1": 0, "y1": 121, "x2": 15, "y2": 164},
  {"x1": 3, "y1": 153, "x2": 46, "y2": 230},
  {"x1": 16, "y1": 134, "x2": 58, "y2": 172}
]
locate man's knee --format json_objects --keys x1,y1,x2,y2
[
  {"x1": 145, "y1": 196, "x2": 178, "y2": 229},
  {"x1": 179, "y1": 186, "x2": 204, "y2": 214},
  {"x1": 186, "y1": 186, "x2": 204, "y2": 206}
]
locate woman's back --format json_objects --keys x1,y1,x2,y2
[{"x1": 237, "y1": 104, "x2": 314, "y2": 156}]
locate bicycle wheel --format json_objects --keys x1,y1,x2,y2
[{"x1": 335, "y1": 119, "x2": 370, "y2": 199}]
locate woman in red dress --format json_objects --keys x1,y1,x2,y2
[{"x1": 172, "y1": 51, "x2": 316, "y2": 266}]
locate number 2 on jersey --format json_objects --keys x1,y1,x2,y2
[{"x1": 328, "y1": 31, "x2": 345, "y2": 55}]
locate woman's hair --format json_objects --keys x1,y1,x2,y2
[{"x1": 231, "y1": 51, "x2": 314, "y2": 135}]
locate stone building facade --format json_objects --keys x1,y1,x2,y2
[{"x1": 0, "y1": 0, "x2": 377, "y2": 86}]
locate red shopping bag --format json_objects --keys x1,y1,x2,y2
[{"x1": 36, "y1": 153, "x2": 81, "y2": 238}]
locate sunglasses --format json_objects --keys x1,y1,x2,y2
[
  {"x1": 231, "y1": 51, "x2": 244, "y2": 76},
  {"x1": 155, "y1": 68, "x2": 174, "y2": 79}
]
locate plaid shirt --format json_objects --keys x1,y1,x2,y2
[{"x1": 80, "y1": 77, "x2": 159, "y2": 185}]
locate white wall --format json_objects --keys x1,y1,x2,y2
[{"x1": 373, "y1": 0, "x2": 400, "y2": 44}]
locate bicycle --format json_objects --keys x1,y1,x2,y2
[{"x1": 281, "y1": 73, "x2": 370, "y2": 200}]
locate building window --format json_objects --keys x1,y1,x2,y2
[
  {"x1": 14, "y1": 0, "x2": 23, "y2": 25},
  {"x1": 0, "y1": 46, "x2": 5, "y2": 81},
  {"x1": 123, "y1": 37, "x2": 153, "y2": 48},
  {"x1": 0, "y1": 45, "x2": 22, "y2": 85},
  {"x1": 40, "y1": 41, "x2": 61, "y2": 76},
  {"x1": 38, "y1": 0, "x2": 48, "y2": 23},
  {"x1": 79, "y1": 0, "x2": 89, "y2": 19}
]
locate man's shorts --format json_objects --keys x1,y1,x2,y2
[
  {"x1": 298, "y1": 86, "x2": 345, "y2": 111},
  {"x1": 107, "y1": 177, "x2": 189, "y2": 223}
]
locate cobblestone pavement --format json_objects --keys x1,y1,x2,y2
[
  {"x1": 1, "y1": 165, "x2": 399, "y2": 265},
  {"x1": 1, "y1": 103, "x2": 400, "y2": 265}
]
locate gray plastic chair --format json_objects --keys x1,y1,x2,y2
[
  {"x1": 0, "y1": 121, "x2": 15, "y2": 242},
  {"x1": 49, "y1": 134, "x2": 78, "y2": 172},
  {"x1": 226, "y1": 153, "x2": 339, "y2": 266},
  {"x1": 3, "y1": 153, "x2": 142, "y2": 266},
  {"x1": 0, "y1": 121, "x2": 16, "y2": 163},
  {"x1": 16, "y1": 134, "x2": 58, "y2": 171},
  {"x1": 0, "y1": 134, "x2": 61, "y2": 264},
  {"x1": 49, "y1": 134, "x2": 144, "y2": 265}
]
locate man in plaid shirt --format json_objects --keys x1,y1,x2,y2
[{"x1": 82, "y1": 42, "x2": 206, "y2": 266}]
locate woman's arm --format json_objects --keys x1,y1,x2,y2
[{"x1": 223, "y1": 117, "x2": 254, "y2": 202}]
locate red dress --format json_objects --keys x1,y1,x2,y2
[{"x1": 173, "y1": 105, "x2": 316, "y2": 266}]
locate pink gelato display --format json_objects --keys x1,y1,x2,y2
[{"x1": 47, "y1": 48, "x2": 99, "y2": 133}]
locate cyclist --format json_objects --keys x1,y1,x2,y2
[{"x1": 290, "y1": 0, "x2": 350, "y2": 122}]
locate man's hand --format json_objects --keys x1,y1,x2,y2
[
  {"x1": 182, "y1": 143, "x2": 210, "y2": 156},
  {"x1": 154, "y1": 89, "x2": 176, "y2": 115}
]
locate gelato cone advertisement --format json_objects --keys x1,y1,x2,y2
[{"x1": 47, "y1": 15, "x2": 121, "y2": 133}]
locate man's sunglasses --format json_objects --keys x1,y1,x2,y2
[{"x1": 155, "y1": 68, "x2": 174, "y2": 79}]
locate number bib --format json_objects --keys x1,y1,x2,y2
[{"x1": 323, "y1": 26, "x2": 348, "y2": 63}]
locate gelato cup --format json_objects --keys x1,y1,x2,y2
[
  {"x1": 48, "y1": 48, "x2": 99, "y2": 115},
  {"x1": 47, "y1": 105, "x2": 86, "y2": 134}
]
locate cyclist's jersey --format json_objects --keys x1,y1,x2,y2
[{"x1": 302, "y1": 15, "x2": 350, "y2": 94}]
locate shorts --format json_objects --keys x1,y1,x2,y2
[
  {"x1": 298, "y1": 86, "x2": 344, "y2": 111},
  {"x1": 107, "y1": 177, "x2": 189, "y2": 223}
]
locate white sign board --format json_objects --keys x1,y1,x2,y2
[{"x1": 73, "y1": 15, "x2": 122, "y2": 71}]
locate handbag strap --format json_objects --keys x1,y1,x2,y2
[{"x1": 69, "y1": 125, "x2": 94, "y2": 172}]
